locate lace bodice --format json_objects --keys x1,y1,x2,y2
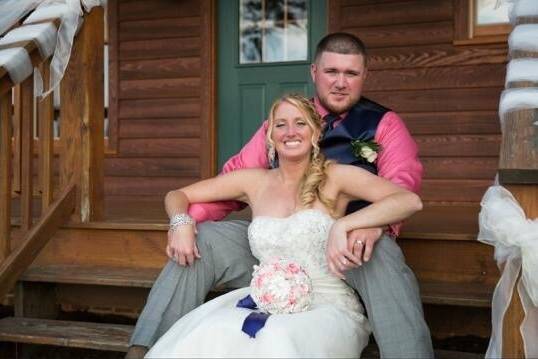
[{"x1": 248, "y1": 209, "x2": 361, "y2": 313}]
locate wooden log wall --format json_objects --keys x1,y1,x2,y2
[
  {"x1": 329, "y1": 0, "x2": 506, "y2": 205},
  {"x1": 105, "y1": 0, "x2": 214, "y2": 197}
]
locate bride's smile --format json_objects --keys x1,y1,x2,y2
[{"x1": 271, "y1": 101, "x2": 316, "y2": 162}]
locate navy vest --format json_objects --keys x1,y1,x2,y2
[{"x1": 319, "y1": 97, "x2": 390, "y2": 214}]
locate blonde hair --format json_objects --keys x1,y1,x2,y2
[{"x1": 266, "y1": 94, "x2": 336, "y2": 216}]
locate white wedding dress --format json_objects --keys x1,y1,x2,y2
[{"x1": 146, "y1": 209, "x2": 371, "y2": 358}]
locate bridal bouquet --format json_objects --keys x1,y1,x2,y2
[{"x1": 250, "y1": 258, "x2": 313, "y2": 314}]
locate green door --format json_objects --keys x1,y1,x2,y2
[{"x1": 217, "y1": 0, "x2": 327, "y2": 168}]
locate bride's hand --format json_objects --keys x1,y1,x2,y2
[
  {"x1": 326, "y1": 221, "x2": 361, "y2": 279},
  {"x1": 166, "y1": 224, "x2": 201, "y2": 266}
]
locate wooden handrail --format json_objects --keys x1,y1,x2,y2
[
  {"x1": 0, "y1": 6, "x2": 105, "y2": 299},
  {"x1": 0, "y1": 182, "x2": 76, "y2": 300}
]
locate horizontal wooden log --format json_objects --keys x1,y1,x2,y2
[
  {"x1": 104, "y1": 157, "x2": 199, "y2": 177},
  {"x1": 400, "y1": 239, "x2": 499, "y2": 288},
  {"x1": 119, "y1": 16, "x2": 200, "y2": 41},
  {"x1": 415, "y1": 134, "x2": 501, "y2": 157},
  {"x1": 368, "y1": 44, "x2": 507, "y2": 70},
  {"x1": 420, "y1": 179, "x2": 493, "y2": 202},
  {"x1": 119, "y1": 0, "x2": 200, "y2": 21},
  {"x1": 118, "y1": 98, "x2": 200, "y2": 119},
  {"x1": 345, "y1": 21, "x2": 452, "y2": 48},
  {"x1": 365, "y1": 87, "x2": 503, "y2": 112},
  {"x1": 402, "y1": 111, "x2": 501, "y2": 135},
  {"x1": 119, "y1": 57, "x2": 200, "y2": 80},
  {"x1": 118, "y1": 118, "x2": 200, "y2": 138},
  {"x1": 422, "y1": 157, "x2": 498, "y2": 180},
  {"x1": 341, "y1": 0, "x2": 452, "y2": 28},
  {"x1": 365, "y1": 64, "x2": 506, "y2": 91},
  {"x1": 104, "y1": 176, "x2": 198, "y2": 196},
  {"x1": 119, "y1": 37, "x2": 200, "y2": 60},
  {"x1": 118, "y1": 138, "x2": 200, "y2": 157},
  {"x1": 119, "y1": 77, "x2": 200, "y2": 99}
]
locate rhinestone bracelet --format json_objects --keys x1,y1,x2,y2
[{"x1": 169, "y1": 213, "x2": 196, "y2": 232}]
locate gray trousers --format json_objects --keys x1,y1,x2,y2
[{"x1": 130, "y1": 220, "x2": 433, "y2": 358}]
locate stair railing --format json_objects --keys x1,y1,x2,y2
[{"x1": 0, "y1": 5, "x2": 105, "y2": 300}]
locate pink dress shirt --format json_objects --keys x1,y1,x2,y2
[{"x1": 188, "y1": 98, "x2": 423, "y2": 237}]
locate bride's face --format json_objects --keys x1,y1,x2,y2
[{"x1": 271, "y1": 102, "x2": 315, "y2": 162}]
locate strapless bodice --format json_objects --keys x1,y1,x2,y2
[{"x1": 248, "y1": 209, "x2": 361, "y2": 313}]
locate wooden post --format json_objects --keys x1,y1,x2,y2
[
  {"x1": 38, "y1": 60, "x2": 55, "y2": 211},
  {"x1": 501, "y1": 185, "x2": 537, "y2": 358},
  {"x1": 498, "y1": 26, "x2": 538, "y2": 357},
  {"x1": 19, "y1": 76, "x2": 34, "y2": 232},
  {"x1": 0, "y1": 91, "x2": 12, "y2": 261},
  {"x1": 60, "y1": 7, "x2": 105, "y2": 222}
]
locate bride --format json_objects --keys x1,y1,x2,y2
[{"x1": 145, "y1": 94, "x2": 422, "y2": 358}]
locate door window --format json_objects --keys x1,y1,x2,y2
[{"x1": 239, "y1": 0, "x2": 308, "y2": 64}]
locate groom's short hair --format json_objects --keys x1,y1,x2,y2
[{"x1": 314, "y1": 32, "x2": 368, "y2": 66}]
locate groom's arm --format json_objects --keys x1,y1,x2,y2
[
  {"x1": 187, "y1": 121, "x2": 270, "y2": 223},
  {"x1": 375, "y1": 111, "x2": 423, "y2": 237}
]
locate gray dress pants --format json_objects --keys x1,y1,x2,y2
[{"x1": 129, "y1": 220, "x2": 433, "y2": 358}]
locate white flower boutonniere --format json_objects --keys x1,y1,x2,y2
[{"x1": 350, "y1": 140, "x2": 381, "y2": 163}]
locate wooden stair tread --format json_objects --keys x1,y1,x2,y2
[
  {"x1": 420, "y1": 281, "x2": 493, "y2": 307},
  {"x1": 21, "y1": 265, "x2": 160, "y2": 288},
  {"x1": 0, "y1": 317, "x2": 132, "y2": 352}
]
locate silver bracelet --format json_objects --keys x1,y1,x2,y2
[{"x1": 169, "y1": 213, "x2": 196, "y2": 232}]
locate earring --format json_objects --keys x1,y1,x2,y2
[{"x1": 268, "y1": 144, "x2": 275, "y2": 163}]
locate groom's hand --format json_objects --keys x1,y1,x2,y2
[
  {"x1": 346, "y1": 227, "x2": 384, "y2": 265},
  {"x1": 326, "y1": 221, "x2": 362, "y2": 279}
]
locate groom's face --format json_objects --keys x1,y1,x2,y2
[{"x1": 310, "y1": 52, "x2": 367, "y2": 115}]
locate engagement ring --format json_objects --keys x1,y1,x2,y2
[{"x1": 355, "y1": 240, "x2": 363, "y2": 246}]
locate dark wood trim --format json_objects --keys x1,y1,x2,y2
[
  {"x1": 199, "y1": 0, "x2": 216, "y2": 177},
  {"x1": 499, "y1": 170, "x2": 538, "y2": 184},
  {"x1": 106, "y1": 0, "x2": 120, "y2": 155}
]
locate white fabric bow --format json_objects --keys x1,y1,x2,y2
[{"x1": 478, "y1": 185, "x2": 538, "y2": 358}]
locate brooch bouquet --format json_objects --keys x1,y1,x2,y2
[
  {"x1": 250, "y1": 258, "x2": 313, "y2": 314},
  {"x1": 350, "y1": 139, "x2": 381, "y2": 163}
]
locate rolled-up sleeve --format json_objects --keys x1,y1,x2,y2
[{"x1": 375, "y1": 111, "x2": 423, "y2": 236}]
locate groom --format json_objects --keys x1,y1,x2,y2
[{"x1": 127, "y1": 32, "x2": 433, "y2": 358}]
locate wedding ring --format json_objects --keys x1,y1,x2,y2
[{"x1": 355, "y1": 240, "x2": 363, "y2": 246}]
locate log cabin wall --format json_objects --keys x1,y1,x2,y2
[
  {"x1": 329, "y1": 0, "x2": 506, "y2": 206},
  {"x1": 105, "y1": 0, "x2": 214, "y2": 198}
]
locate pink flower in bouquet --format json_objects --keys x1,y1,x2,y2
[{"x1": 250, "y1": 258, "x2": 313, "y2": 314}]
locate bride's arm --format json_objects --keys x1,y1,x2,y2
[
  {"x1": 325, "y1": 164, "x2": 422, "y2": 278},
  {"x1": 331, "y1": 164, "x2": 422, "y2": 231},
  {"x1": 165, "y1": 169, "x2": 261, "y2": 266}
]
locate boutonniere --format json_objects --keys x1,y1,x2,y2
[{"x1": 350, "y1": 140, "x2": 381, "y2": 163}]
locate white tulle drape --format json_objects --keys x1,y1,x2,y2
[
  {"x1": 0, "y1": 0, "x2": 105, "y2": 97},
  {"x1": 480, "y1": 1, "x2": 538, "y2": 358},
  {"x1": 478, "y1": 187, "x2": 538, "y2": 358}
]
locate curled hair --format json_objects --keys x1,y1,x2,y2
[{"x1": 266, "y1": 94, "x2": 336, "y2": 216}]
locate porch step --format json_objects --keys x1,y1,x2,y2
[
  {"x1": 20, "y1": 264, "x2": 492, "y2": 308},
  {"x1": 21, "y1": 265, "x2": 161, "y2": 288},
  {"x1": 420, "y1": 281, "x2": 492, "y2": 307},
  {"x1": 0, "y1": 317, "x2": 132, "y2": 352}
]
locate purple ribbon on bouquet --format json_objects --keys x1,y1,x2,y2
[{"x1": 236, "y1": 295, "x2": 271, "y2": 338}]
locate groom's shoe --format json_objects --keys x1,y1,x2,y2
[{"x1": 125, "y1": 345, "x2": 148, "y2": 359}]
